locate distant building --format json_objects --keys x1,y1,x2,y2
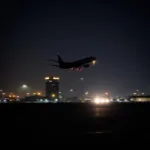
[
  {"x1": 24, "y1": 95, "x2": 45, "y2": 102},
  {"x1": 129, "y1": 95, "x2": 150, "y2": 102},
  {"x1": 45, "y1": 76, "x2": 60, "y2": 100}
]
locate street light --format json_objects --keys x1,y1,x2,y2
[
  {"x1": 105, "y1": 93, "x2": 109, "y2": 100},
  {"x1": 85, "y1": 91, "x2": 89, "y2": 95},
  {"x1": 52, "y1": 94, "x2": 56, "y2": 98},
  {"x1": 21, "y1": 84, "x2": 28, "y2": 89},
  {"x1": 37, "y1": 92, "x2": 41, "y2": 96}
]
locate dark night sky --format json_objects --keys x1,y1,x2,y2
[{"x1": 1, "y1": 1, "x2": 150, "y2": 96}]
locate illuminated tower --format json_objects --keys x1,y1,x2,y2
[{"x1": 45, "y1": 76, "x2": 60, "y2": 100}]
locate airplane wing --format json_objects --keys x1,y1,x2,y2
[{"x1": 48, "y1": 59, "x2": 59, "y2": 62}]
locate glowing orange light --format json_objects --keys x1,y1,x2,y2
[
  {"x1": 92, "y1": 60, "x2": 96, "y2": 65},
  {"x1": 37, "y1": 92, "x2": 41, "y2": 96}
]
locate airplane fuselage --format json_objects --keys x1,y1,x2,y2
[
  {"x1": 59, "y1": 57, "x2": 96, "y2": 69},
  {"x1": 48, "y1": 55, "x2": 96, "y2": 70}
]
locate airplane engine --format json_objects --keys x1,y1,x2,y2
[{"x1": 83, "y1": 64, "x2": 90, "y2": 68}]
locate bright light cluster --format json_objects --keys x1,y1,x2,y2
[{"x1": 94, "y1": 97, "x2": 110, "y2": 104}]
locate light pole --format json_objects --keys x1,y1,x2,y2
[
  {"x1": 20, "y1": 84, "x2": 28, "y2": 98},
  {"x1": 136, "y1": 89, "x2": 139, "y2": 96},
  {"x1": 105, "y1": 93, "x2": 109, "y2": 100},
  {"x1": 21, "y1": 84, "x2": 28, "y2": 89},
  {"x1": 2, "y1": 93, "x2": 6, "y2": 99}
]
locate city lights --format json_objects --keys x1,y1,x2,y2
[
  {"x1": 37, "y1": 92, "x2": 41, "y2": 96},
  {"x1": 52, "y1": 94, "x2": 56, "y2": 98},
  {"x1": 93, "y1": 97, "x2": 110, "y2": 104}
]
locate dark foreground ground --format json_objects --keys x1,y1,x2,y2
[{"x1": 0, "y1": 103, "x2": 150, "y2": 143}]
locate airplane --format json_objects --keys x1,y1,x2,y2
[{"x1": 48, "y1": 55, "x2": 96, "y2": 71}]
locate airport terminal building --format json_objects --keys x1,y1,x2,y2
[{"x1": 129, "y1": 95, "x2": 150, "y2": 102}]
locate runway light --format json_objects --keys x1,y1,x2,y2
[
  {"x1": 94, "y1": 97, "x2": 110, "y2": 104},
  {"x1": 94, "y1": 97, "x2": 101, "y2": 104}
]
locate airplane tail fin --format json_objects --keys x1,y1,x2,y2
[
  {"x1": 48, "y1": 64, "x2": 59, "y2": 67},
  {"x1": 57, "y1": 55, "x2": 64, "y2": 63}
]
